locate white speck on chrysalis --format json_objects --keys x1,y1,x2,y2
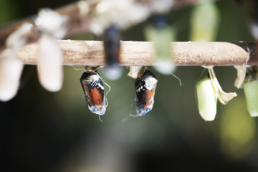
[
  {"x1": 37, "y1": 35, "x2": 63, "y2": 92},
  {"x1": 196, "y1": 75, "x2": 217, "y2": 121},
  {"x1": 0, "y1": 49, "x2": 24, "y2": 101}
]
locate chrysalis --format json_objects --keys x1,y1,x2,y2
[
  {"x1": 37, "y1": 35, "x2": 63, "y2": 92},
  {"x1": 80, "y1": 67, "x2": 106, "y2": 115},
  {"x1": 135, "y1": 69, "x2": 158, "y2": 116},
  {"x1": 190, "y1": 1, "x2": 219, "y2": 42},
  {"x1": 243, "y1": 66, "x2": 258, "y2": 117},
  {"x1": 196, "y1": 67, "x2": 237, "y2": 121},
  {"x1": 103, "y1": 26, "x2": 123, "y2": 80},
  {"x1": 145, "y1": 16, "x2": 176, "y2": 75},
  {"x1": 196, "y1": 75, "x2": 217, "y2": 121},
  {"x1": 0, "y1": 49, "x2": 23, "y2": 101},
  {"x1": 244, "y1": 80, "x2": 258, "y2": 117}
]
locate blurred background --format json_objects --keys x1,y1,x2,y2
[{"x1": 1, "y1": 0, "x2": 258, "y2": 171}]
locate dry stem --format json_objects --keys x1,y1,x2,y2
[{"x1": 16, "y1": 41, "x2": 256, "y2": 66}]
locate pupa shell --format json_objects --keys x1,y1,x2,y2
[
  {"x1": 145, "y1": 16, "x2": 176, "y2": 75},
  {"x1": 196, "y1": 75, "x2": 217, "y2": 121},
  {"x1": 103, "y1": 26, "x2": 120, "y2": 66},
  {"x1": 244, "y1": 80, "x2": 258, "y2": 117},
  {"x1": 135, "y1": 69, "x2": 157, "y2": 116},
  {"x1": 103, "y1": 26, "x2": 123, "y2": 80},
  {"x1": 80, "y1": 71, "x2": 106, "y2": 115}
]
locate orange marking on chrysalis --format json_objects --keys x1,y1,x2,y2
[
  {"x1": 89, "y1": 88, "x2": 103, "y2": 107},
  {"x1": 143, "y1": 89, "x2": 155, "y2": 109}
]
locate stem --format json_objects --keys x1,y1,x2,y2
[{"x1": 16, "y1": 41, "x2": 255, "y2": 66}]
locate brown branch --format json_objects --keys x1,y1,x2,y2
[
  {"x1": 0, "y1": 0, "x2": 98, "y2": 47},
  {"x1": 0, "y1": 0, "x2": 199, "y2": 49},
  {"x1": 17, "y1": 41, "x2": 256, "y2": 66}
]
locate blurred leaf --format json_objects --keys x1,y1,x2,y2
[
  {"x1": 191, "y1": 1, "x2": 219, "y2": 42},
  {"x1": 220, "y1": 98, "x2": 255, "y2": 160}
]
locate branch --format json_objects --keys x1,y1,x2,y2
[
  {"x1": 0, "y1": 0, "x2": 199, "y2": 48},
  {"x1": 17, "y1": 41, "x2": 255, "y2": 66}
]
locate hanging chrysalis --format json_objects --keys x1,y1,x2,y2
[
  {"x1": 190, "y1": 1, "x2": 219, "y2": 42},
  {"x1": 196, "y1": 74, "x2": 217, "y2": 121},
  {"x1": 241, "y1": 1, "x2": 258, "y2": 117},
  {"x1": 37, "y1": 35, "x2": 63, "y2": 92},
  {"x1": 243, "y1": 66, "x2": 258, "y2": 117},
  {"x1": 80, "y1": 66, "x2": 106, "y2": 115},
  {"x1": 0, "y1": 49, "x2": 23, "y2": 101},
  {"x1": 34, "y1": 8, "x2": 68, "y2": 92},
  {"x1": 103, "y1": 26, "x2": 123, "y2": 80},
  {"x1": 135, "y1": 68, "x2": 158, "y2": 116},
  {"x1": 196, "y1": 66, "x2": 237, "y2": 121},
  {"x1": 1, "y1": 23, "x2": 34, "y2": 101},
  {"x1": 145, "y1": 15, "x2": 176, "y2": 75}
]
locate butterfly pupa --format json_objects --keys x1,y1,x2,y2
[
  {"x1": 190, "y1": 1, "x2": 219, "y2": 42},
  {"x1": 196, "y1": 75, "x2": 217, "y2": 121},
  {"x1": 80, "y1": 68, "x2": 106, "y2": 115},
  {"x1": 244, "y1": 80, "x2": 258, "y2": 117},
  {"x1": 145, "y1": 16, "x2": 176, "y2": 75},
  {"x1": 135, "y1": 69, "x2": 158, "y2": 116},
  {"x1": 103, "y1": 26, "x2": 123, "y2": 80},
  {"x1": 243, "y1": 66, "x2": 258, "y2": 117}
]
